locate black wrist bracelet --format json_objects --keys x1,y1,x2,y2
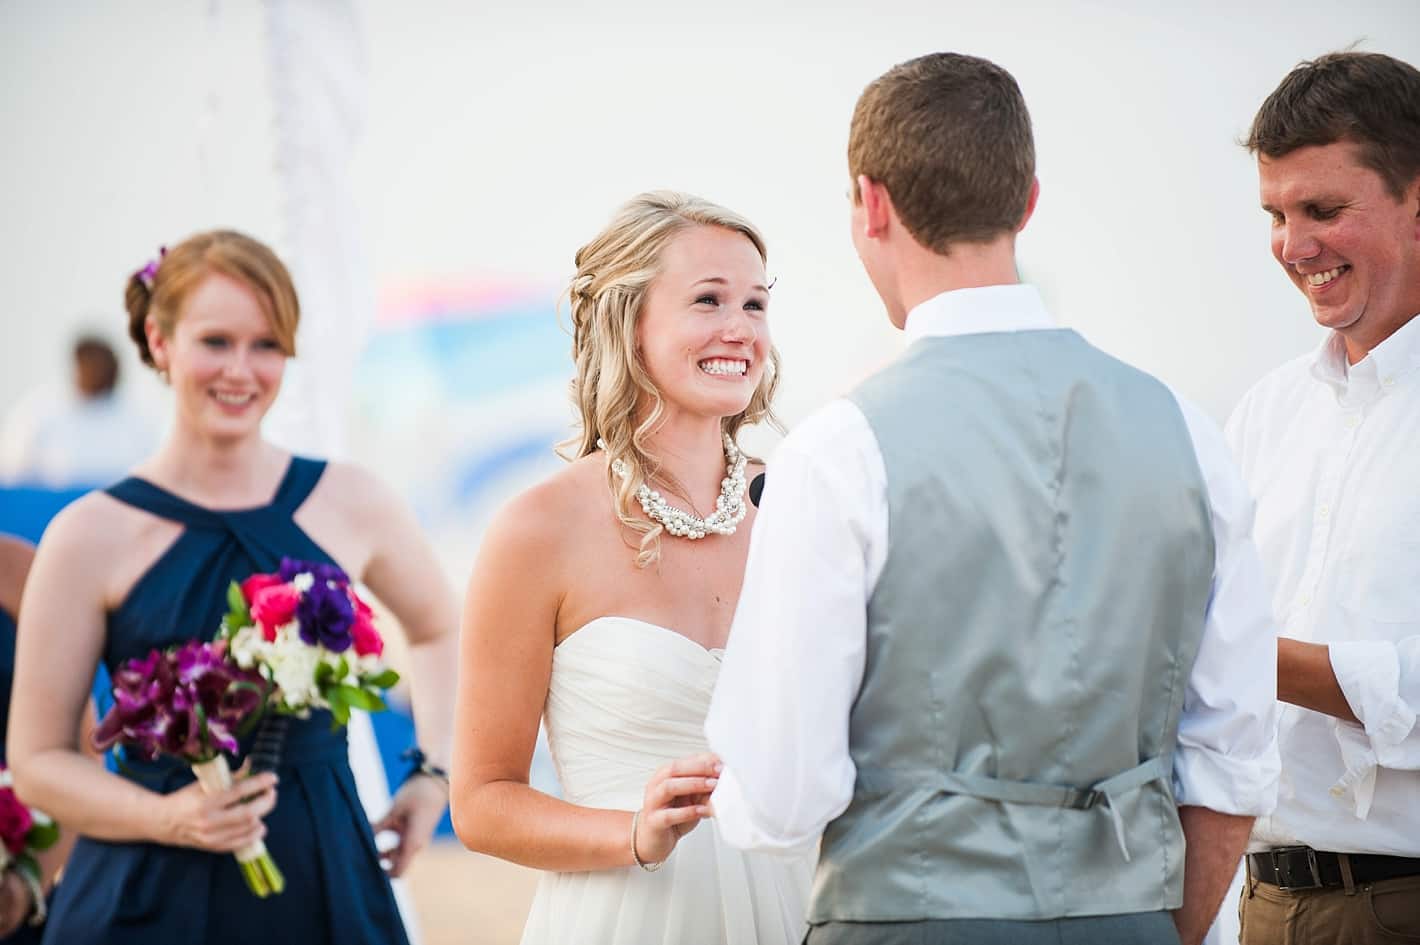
[{"x1": 400, "y1": 747, "x2": 450, "y2": 786}]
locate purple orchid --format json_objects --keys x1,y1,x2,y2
[{"x1": 92, "y1": 640, "x2": 267, "y2": 763}]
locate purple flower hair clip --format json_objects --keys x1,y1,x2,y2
[{"x1": 135, "y1": 246, "x2": 168, "y2": 290}]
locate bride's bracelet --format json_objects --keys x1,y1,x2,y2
[{"x1": 630, "y1": 809, "x2": 664, "y2": 872}]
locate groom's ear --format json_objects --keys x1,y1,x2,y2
[
  {"x1": 1017, "y1": 177, "x2": 1041, "y2": 232},
  {"x1": 857, "y1": 175, "x2": 893, "y2": 240}
]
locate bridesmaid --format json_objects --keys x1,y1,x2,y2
[{"x1": 7, "y1": 230, "x2": 458, "y2": 945}]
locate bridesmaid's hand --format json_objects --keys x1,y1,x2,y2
[
  {"x1": 0, "y1": 869, "x2": 33, "y2": 937},
  {"x1": 157, "y1": 770, "x2": 278, "y2": 854},
  {"x1": 372, "y1": 774, "x2": 447, "y2": 878},
  {"x1": 634, "y1": 753, "x2": 722, "y2": 866}
]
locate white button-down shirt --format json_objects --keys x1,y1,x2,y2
[
  {"x1": 707, "y1": 284, "x2": 1281, "y2": 852},
  {"x1": 1226, "y1": 313, "x2": 1420, "y2": 856}
]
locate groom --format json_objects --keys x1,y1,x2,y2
[{"x1": 706, "y1": 53, "x2": 1280, "y2": 945}]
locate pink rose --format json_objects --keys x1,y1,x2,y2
[
  {"x1": 0, "y1": 789, "x2": 33, "y2": 857},
  {"x1": 240, "y1": 573, "x2": 284, "y2": 607},
  {"x1": 251, "y1": 584, "x2": 301, "y2": 642},
  {"x1": 349, "y1": 593, "x2": 383, "y2": 658}
]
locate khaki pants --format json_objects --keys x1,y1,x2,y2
[{"x1": 1239, "y1": 869, "x2": 1420, "y2": 944}]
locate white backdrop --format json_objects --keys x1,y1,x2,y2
[
  {"x1": 4, "y1": 1, "x2": 1418, "y2": 434},
  {"x1": 4, "y1": 3, "x2": 1420, "y2": 942}
]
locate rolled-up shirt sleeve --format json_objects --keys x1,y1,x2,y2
[
  {"x1": 706, "y1": 400, "x2": 884, "y2": 852},
  {"x1": 1330, "y1": 639, "x2": 1420, "y2": 768},
  {"x1": 1174, "y1": 394, "x2": 1281, "y2": 815}
]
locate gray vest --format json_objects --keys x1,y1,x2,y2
[{"x1": 811, "y1": 329, "x2": 1215, "y2": 923}]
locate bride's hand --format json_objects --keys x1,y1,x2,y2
[{"x1": 634, "y1": 752, "x2": 721, "y2": 866}]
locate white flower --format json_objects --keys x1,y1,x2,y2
[
  {"x1": 271, "y1": 638, "x2": 323, "y2": 710},
  {"x1": 229, "y1": 625, "x2": 271, "y2": 670},
  {"x1": 292, "y1": 573, "x2": 314, "y2": 593}
]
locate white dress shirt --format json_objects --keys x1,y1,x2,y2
[
  {"x1": 706, "y1": 283, "x2": 1281, "y2": 853},
  {"x1": 0, "y1": 387, "x2": 159, "y2": 488},
  {"x1": 1225, "y1": 313, "x2": 1420, "y2": 856}
]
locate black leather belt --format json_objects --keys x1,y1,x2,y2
[{"x1": 1248, "y1": 847, "x2": 1420, "y2": 890}]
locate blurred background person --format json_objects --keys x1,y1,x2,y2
[{"x1": 0, "y1": 334, "x2": 158, "y2": 489}]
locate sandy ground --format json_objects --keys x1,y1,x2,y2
[{"x1": 406, "y1": 841, "x2": 542, "y2": 945}]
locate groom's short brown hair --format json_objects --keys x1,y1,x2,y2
[{"x1": 849, "y1": 52, "x2": 1035, "y2": 253}]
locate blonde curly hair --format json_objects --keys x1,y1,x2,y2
[{"x1": 562, "y1": 191, "x2": 781, "y2": 568}]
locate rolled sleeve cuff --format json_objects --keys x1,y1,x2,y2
[
  {"x1": 1331, "y1": 641, "x2": 1420, "y2": 767},
  {"x1": 1172, "y1": 741, "x2": 1280, "y2": 816},
  {"x1": 709, "y1": 766, "x2": 820, "y2": 856}
]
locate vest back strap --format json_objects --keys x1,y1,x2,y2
[{"x1": 854, "y1": 755, "x2": 1171, "y2": 861}]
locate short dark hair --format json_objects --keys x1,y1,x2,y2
[
  {"x1": 1246, "y1": 51, "x2": 1420, "y2": 198},
  {"x1": 848, "y1": 52, "x2": 1035, "y2": 253},
  {"x1": 73, "y1": 335, "x2": 119, "y2": 397}
]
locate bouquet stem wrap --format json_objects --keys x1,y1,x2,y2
[{"x1": 190, "y1": 756, "x2": 285, "y2": 898}]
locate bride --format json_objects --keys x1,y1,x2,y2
[{"x1": 450, "y1": 191, "x2": 812, "y2": 944}]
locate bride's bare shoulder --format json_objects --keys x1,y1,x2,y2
[{"x1": 478, "y1": 454, "x2": 610, "y2": 561}]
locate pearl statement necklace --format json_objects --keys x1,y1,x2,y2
[{"x1": 599, "y1": 434, "x2": 748, "y2": 539}]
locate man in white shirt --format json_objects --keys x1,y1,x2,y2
[
  {"x1": 1225, "y1": 50, "x2": 1420, "y2": 944},
  {"x1": 706, "y1": 52, "x2": 1279, "y2": 945},
  {"x1": 0, "y1": 335, "x2": 158, "y2": 488}
]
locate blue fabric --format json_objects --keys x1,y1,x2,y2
[
  {"x1": 0, "y1": 606, "x2": 15, "y2": 765},
  {"x1": 42, "y1": 458, "x2": 408, "y2": 945},
  {"x1": 0, "y1": 488, "x2": 88, "y2": 546}
]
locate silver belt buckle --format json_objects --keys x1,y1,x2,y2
[{"x1": 1271, "y1": 846, "x2": 1323, "y2": 891}]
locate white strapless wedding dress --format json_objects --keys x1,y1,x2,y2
[{"x1": 519, "y1": 616, "x2": 814, "y2": 945}]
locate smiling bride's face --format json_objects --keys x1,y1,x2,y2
[{"x1": 635, "y1": 225, "x2": 772, "y2": 423}]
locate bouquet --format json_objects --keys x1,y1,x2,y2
[
  {"x1": 219, "y1": 558, "x2": 400, "y2": 727},
  {"x1": 0, "y1": 766, "x2": 58, "y2": 926},
  {"x1": 91, "y1": 640, "x2": 285, "y2": 897}
]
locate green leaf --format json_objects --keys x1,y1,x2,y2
[
  {"x1": 334, "y1": 684, "x2": 384, "y2": 713},
  {"x1": 333, "y1": 656, "x2": 349, "y2": 683},
  {"x1": 326, "y1": 687, "x2": 351, "y2": 728},
  {"x1": 26, "y1": 820, "x2": 60, "y2": 851},
  {"x1": 314, "y1": 662, "x2": 334, "y2": 688},
  {"x1": 15, "y1": 854, "x2": 39, "y2": 881},
  {"x1": 226, "y1": 580, "x2": 252, "y2": 626},
  {"x1": 363, "y1": 668, "x2": 400, "y2": 690}
]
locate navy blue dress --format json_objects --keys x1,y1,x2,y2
[
  {"x1": 0, "y1": 605, "x2": 18, "y2": 764},
  {"x1": 42, "y1": 458, "x2": 409, "y2": 945}
]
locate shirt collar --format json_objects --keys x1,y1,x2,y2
[
  {"x1": 1309, "y1": 312, "x2": 1420, "y2": 394},
  {"x1": 903, "y1": 284, "x2": 1056, "y2": 346}
]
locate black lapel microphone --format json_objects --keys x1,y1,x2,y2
[{"x1": 749, "y1": 472, "x2": 766, "y2": 508}]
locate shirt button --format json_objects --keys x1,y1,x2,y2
[
  {"x1": 1300, "y1": 594, "x2": 1312, "y2": 607},
  {"x1": 1344, "y1": 415, "x2": 1361, "y2": 429},
  {"x1": 1319, "y1": 505, "x2": 1330, "y2": 519}
]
